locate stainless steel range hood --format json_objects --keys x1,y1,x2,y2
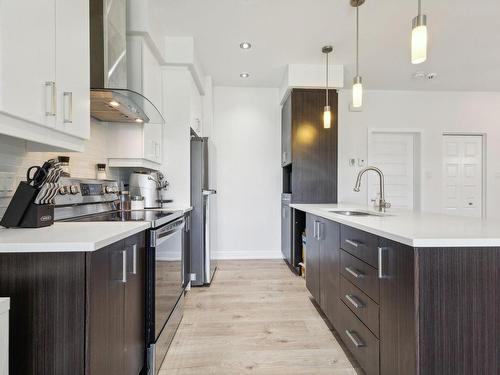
[{"x1": 89, "y1": 0, "x2": 164, "y2": 124}]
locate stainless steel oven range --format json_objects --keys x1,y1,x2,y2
[{"x1": 54, "y1": 177, "x2": 186, "y2": 374}]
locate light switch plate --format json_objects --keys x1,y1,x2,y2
[{"x1": 190, "y1": 273, "x2": 197, "y2": 281}]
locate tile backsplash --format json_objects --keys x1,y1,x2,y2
[{"x1": 0, "y1": 121, "x2": 114, "y2": 217}]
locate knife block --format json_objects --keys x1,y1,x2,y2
[
  {"x1": 0, "y1": 181, "x2": 54, "y2": 228},
  {"x1": 18, "y1": 203, "x2": 54, "y2": 228}
]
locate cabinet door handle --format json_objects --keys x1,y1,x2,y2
[
  {"x1": 345, "y1": 239, "x2": 362, "y2": 248},
  {"x1": 45, "y1": 81, "x2": 56, "y2": 116},
  {"x1": 345, "y1": 330, "x2": 365, "y2": 348},
  {"x1": 313, "y1": 221, "x2": 319, "y2": 239},
  {"x1": 345, "y1": 266, "x2": 364, "y2": 279},
  {"x1": 63, "y1": 92, "x2": 73, "y2": 123},
  {"x1": 378, "y1": 247, "x2": 387, "y2": 279},
  {"x1": 122, "y1": 250, "x2": 127, "y2": 283},
  {"x1": 131, "y1": 244, "x2": 137, "y2": 275},
  {"x1": 317, "y1": 222, "x2": 323, "y2": 240},
  {"x1": 282, "y1": 151, "x2": 287, "y2": 163},
  {"x1": 345, "y1": 294, "x2": 365, "y2": 309}
]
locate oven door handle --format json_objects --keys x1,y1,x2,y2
[{"x1": 151, "y1": 219, "x2": 185, "y2": 246}]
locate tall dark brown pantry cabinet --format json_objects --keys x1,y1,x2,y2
[{"x1": 281, "y1": 88, "x2": 338, "y2": 204}]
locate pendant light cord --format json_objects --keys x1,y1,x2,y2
[
  {"x1": 418, "y1": 0, "x2": 422, "y2": 16},
  {"x1": 326, "y1": 52, "x2": 329, "y2": 106},
  {"x1": 356, "y1": 5, "x2": 359, "y2": 76}
]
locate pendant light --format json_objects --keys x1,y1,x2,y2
[
  {"x1": 351, "y1": 0, "x2": 364, "y2": 108},
  {"x1": 322, "y1": 46, "x2": 333, "y2": 129},
  {"x1": 411, "y1": 0, "x2": 428, "y2": 64}
]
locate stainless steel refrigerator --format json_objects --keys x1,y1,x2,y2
[{"x1": 190, "y1": 134, "x2": 217, "y2": 286}]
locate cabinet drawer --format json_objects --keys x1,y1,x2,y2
[
  {"x1": 340, "y1": 275, "x2": 379, "y2": 337},
  {"x1": 341, "y1": 250, "x2": 379, "y2": 303},
  {"x1": 341, "y1": 225, "x2": 379, "y2": 268},
  {"x1": 339, "y1": 301, "x2": 380, "y2": 375}
]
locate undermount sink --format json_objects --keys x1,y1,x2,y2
[{"x1": 327, "y1": 209, "x2": 387, "y2": 217}]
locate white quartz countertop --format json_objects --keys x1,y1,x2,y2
[
  {"x1": 0, "y1": 298, "x2": 9, "y2": 314},
  {"x1": 0, "y1": 222, "x2": 151, "y2": 253},
  {"x1": 291, "y1": 203, "x2": 500, "y2": 248}
]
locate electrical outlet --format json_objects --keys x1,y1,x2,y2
[{"x1": 190, "y1": 273, "x2": 197, "y2": 281}]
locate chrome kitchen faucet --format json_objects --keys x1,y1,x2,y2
[{"x1": 353, "y1": 166, "x2": 391, "y2": 211}]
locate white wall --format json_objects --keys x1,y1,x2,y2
[
  {"x1": 338, "y1": 90, "x2": 500, "y2": 219},
  {"x1": 212, "y1": 87, "x2": 281, "y2": 259}
]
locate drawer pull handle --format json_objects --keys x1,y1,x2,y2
[
  {"x1": 378, "y1": 247, "x2": 388, "y2": 279},
  {"x1": 345, "y1": 266, "x2": 364, "y2": 279},
  {"x1": 345, "y1": 294, "x2": 365, "y2": 309},
  {"x1": 345, "y1": 239, "x2": 362, "y2": 248},
  {"x1": 345, "y1": 330, "x2": 365, "y2": 348}
]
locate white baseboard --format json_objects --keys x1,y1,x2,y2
[{"x1": 213, "y1": 250, "x2": 283, "y2": 260}]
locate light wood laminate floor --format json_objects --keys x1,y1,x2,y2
[{"x1": 160, "y1": 260, "x2": 359, "y2": 375}]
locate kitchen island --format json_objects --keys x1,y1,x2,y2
[{"x1": 292, "y1": 203, "x2": 500, "y2": 375}]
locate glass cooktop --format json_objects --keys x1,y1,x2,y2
[{"x1": 64, "y1": 209, "x2": 183, "y2": 228}]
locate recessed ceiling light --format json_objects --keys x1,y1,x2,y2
[
  {"x1": 240, "y1": 42, "x2": 252, "y2": 50},
  {"x1": 240, "y1": 73, "x2": 250, "y2": 78},
  {"x1": 135, "y1": 118, "x2": 144, "y2": 123}
]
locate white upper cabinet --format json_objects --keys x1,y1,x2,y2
[
  {"x1": 55, "y1": 0, "x2": 90, "y2": 139},
  {"x1": 0, "y1": 0, "x2": 56, "y2": 128},
  {"x1": 0, "y1": 0, "x2": 90, "y2": 151}
]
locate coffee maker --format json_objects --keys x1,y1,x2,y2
[{"x1": 129, "y1": 171, "x2": 168, "y2": 208}]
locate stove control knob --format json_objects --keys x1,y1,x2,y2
[
  {"x1": 59, "y1": 186, "x2": 69, "y2": 195},
  {"x1": 70, "y1": 185, "x2": 80, "y2": 195}
]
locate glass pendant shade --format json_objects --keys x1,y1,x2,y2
[
  {"x1": 411, "y1": 15, "x2": 428, "y2": 64},
  {"x1": 352, "y1": 76, "x2": 363, "y2": 108},
  {"x1": 323, "y1": 106, "x2": 332, "y2": 129}
]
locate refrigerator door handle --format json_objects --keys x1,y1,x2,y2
[{"x1": 203, "y1": 189, "x2": 217, "y2": 195}]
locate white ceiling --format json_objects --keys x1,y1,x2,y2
[{"x1": 153, "y1": 0, "x2": 500, "y2": 91}]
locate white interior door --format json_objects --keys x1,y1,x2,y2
[
  {"x1": 442, "y1": 135, "x2": 483, "y2": 218},
  {"x1": 368, "y1": 133, "x2": 415, "y2": 209}
]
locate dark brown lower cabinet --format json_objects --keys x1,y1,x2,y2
[
  {"x1": 0, "y1": 232, "x2": 146, "y2": 375},
  {"x1": 338, "y1": 301, "x2": 380, "y2": 375},
  {"x1": 379, "y1": 238, "x2": 416, "y2": 375},
  {"x1": 88, "y1": 232, "x2": 146, "y2": 375},
  {"x1": 319, "y1": 219, "x2": 341, "y2": 329},
  {"x1": 0, "y1": 252, "x2": 86, "y2": 375},
  {"x1": 305, "y1": 214, "x2": 320, "y2": 303},
  {"x1": 305, "y1": 214, "x2": 341, "y2": 330},
  {"x1": 416, "y1": 247, "x2": 500, "y2": 375}
]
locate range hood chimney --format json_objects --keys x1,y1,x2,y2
[{"x1": 89, "y1": 0, "x2": 163, "y2": 124}]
